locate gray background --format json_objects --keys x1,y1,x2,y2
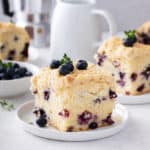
[
  {"x1": 96, "y1": 0, "x2": 150, "y2": 31},
  {"x1": 0, "y1": 0, "x2": 149, "y2": 31}
]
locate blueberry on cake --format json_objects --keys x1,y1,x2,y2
[
  {"x1": 95, "y1": 31, "x2": 150, "y2": 95},
  {"x1": 31, "y1": 54, "x2": 117, "y2": 132},
  {"x1": 0, "y1": 22, "x2": 30, "y2": 61},
  {"x1": 136, "y1": 21, "x2": 150, "y2": 45}
]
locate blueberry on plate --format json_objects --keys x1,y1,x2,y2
[
  {"x1": 59, "y1": 62, "x2": 74, "y2": 75},
  {"x1": 0, "y1": 66, "x2": 6, "y2": 73},
  {"x1": 17, "y1": 67, "x2": 27, "y2": 76},
  {"x1": 13, "y1": 63, "x2": 20, "y2": 69},
  {"x1": 36, "y1": 117, "x2": 47, "y2": 127},
  {"x1": 12, "y1": 74, "x2": 21, "y2": 79},
  {"x1": 88, "y1": 122, "x2": 98, "y2": 129},
  {"x1": 50, "y1": 60, "x2": 61, "y2": 69},
  {"x1": 0, "y1": 73, "x2": 5, "y2": 80},
  {"x1": 76, "y1": 60, "x2": 88, "y2": 70}
]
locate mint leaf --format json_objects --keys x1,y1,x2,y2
[
  {"x1": 0, "y1": 100, "x2": 15, "y2": 111},
  {"x1": 60, "y1": 53, "x2": 72, "y2": 64},
  {"x1": 124, "y1": 30, "x2": 136, "y2": 39},
  {"x1": 0, "y1": 60, "x2": 12, "y2": 69},
  {"x1": 0, "y1": 60, "x2": 2, "y2": 66}
]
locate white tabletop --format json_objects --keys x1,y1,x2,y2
[{"x1": 0, "y1": 48, "x2": 150, "y2": 150}]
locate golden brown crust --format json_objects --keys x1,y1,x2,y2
[
  {"x1": 97, "y1": 36, "x2": 150, "y2": 60},
  {"x1": 32, "y1": 63, "x2": 115, "y2": 91},
  {"x1": 136, "y1": 21, "x2": 150, "y2": 35},
  {"x1": 96, "y1": 36, "x2": 150, "y2": 96}
]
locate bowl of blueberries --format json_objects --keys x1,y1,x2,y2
[{"x1": 0, "y1": 60, "x2": 39, "y2": 97}]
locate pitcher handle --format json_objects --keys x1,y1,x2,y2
[{"x1": 91, "y1": 9, "x2": 117, "y2": 48}]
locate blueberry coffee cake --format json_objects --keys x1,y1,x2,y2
[
  {"x1": 136, "y1": 21, "x2": 150, "y2": 45},
  {"x1": 95, "y1": 31, "x2": 150, "y2": 95},
  {"x1": 31, "y1": 54, "x2": 117, "y2": 132},
  {"x1": 0, "y1": 22, "x2": 30, "y2": 61}
]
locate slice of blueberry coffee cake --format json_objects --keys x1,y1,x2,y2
[
  {"x1": 0, "y1": 22, "x2": 30, "y2": 61},
  {"x1": 31, "y1": 54, "x2": 117, "y2": 132},
  {"x1": 95, "y1": 30, "x2": 150, "y2": 95},
  {"x1": 136, "y1": 21, "x2": 150, "y2": 45}
]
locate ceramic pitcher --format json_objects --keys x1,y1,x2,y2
[{"x1": 50, "y1": 0, "x2": 117, "y2": 61}]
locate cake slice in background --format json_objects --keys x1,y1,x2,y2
[
  {"x1": 136, "y1": 21, "x2": 150, "y2": 45},
  {"x1": 95, "y1": 31, "x2": 150, "y2": 96},
  {"x1": 31, "y1": 55, "x2": 117, "y2": 132},
  {"x1": 0, "y1": 22, "x2": 30, "y2": 61}
]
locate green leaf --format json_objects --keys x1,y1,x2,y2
[
  {"x1": 0, "y1": 60, "x2": 12, "y2": 69},
  {"x1": 0, "y1": 59, "x2": 2, "y2": 66},
  {"x1": 124, "y1": 30, "x2": 136, "y2": 39},
  {"x1": 0, "y1": 100, "x2": 15, "y2": 111},
  {"x1": 28, "y1": 121, "x2": 33, "y2": 125},
  {"x1": 60, "y1": 53, "x2": 72, "y2": 64}
]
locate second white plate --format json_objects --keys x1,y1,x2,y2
[
  {"x1": 118, "y1": 93, "x2": 150, "y2": 105},
  {"x1": 16, "y1": 100, "x2": 128, "y2": 141}
]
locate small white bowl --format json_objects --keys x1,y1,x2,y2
[{"x1": 0, "y1": 60, "x2": 39, "y2": 98}]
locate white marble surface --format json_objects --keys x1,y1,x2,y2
[{"x1": 0, "y1": 48, "x2": 150, "y2": 150}]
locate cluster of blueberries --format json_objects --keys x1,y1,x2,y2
[
  {"x1": 50, "y1": 54, "x2": 88, "y2": 75},
  {"x1": 0, "y1": 60, "x2": 32, "y2": 80}
]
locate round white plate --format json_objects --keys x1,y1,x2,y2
[
  {"x1": 17, "y1": 101, "x2": 128, "y2": 141},
  {"x1": 118, "y1": 94, "x2": 150, "y2": 105}
]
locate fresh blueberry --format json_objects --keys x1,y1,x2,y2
[
  {"x1": 123, "y1": 37, "x2": 136, "y2": 47},
  {"x1": 17, "y1": 67, "x2": 27, "y2": 76},
  {"x1": 0, "y1": 61, "x2": 31, "y2": 80},
  {"x1": 76, "y1": 60, "x2": 88, "y2": 70},
  {"x1": 50, "y1": 60, "x2": 61, "y2": 69},
  {"x1": 36, "y1": 117, "x2": 47, "y2": 127},
  {"x1": 12, "y1": 74, "x2": 20, "y2": 79},
  {"x1": 0, "y1": 66, "x2": 6, "y2": 73},
  {"x1": 0, "y1": 73, "x2": 5, "y2": 80},
  {"x1": 59, "y1": 63, "x2": 74, "y2": 75},
  {"x1": 88, "y1": 122, "x2": 98, "y2": 129},
  {"x1": 13, "y1": 63, "x2": 20, "y2": 69}
]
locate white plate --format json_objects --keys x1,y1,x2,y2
[
  {"x1": 0, "y1": 61, "x2": 39, "y2": 98},
  {"x1": 118, "y1": 94, "x2": 150, "y2": 105},
  {"x1": 16, "y1": 101, "x2": 128, "y2": 141}
]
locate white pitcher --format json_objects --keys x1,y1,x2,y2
[{"x1": 50, "y1": 0, "x2": 117, "y2": 62}]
